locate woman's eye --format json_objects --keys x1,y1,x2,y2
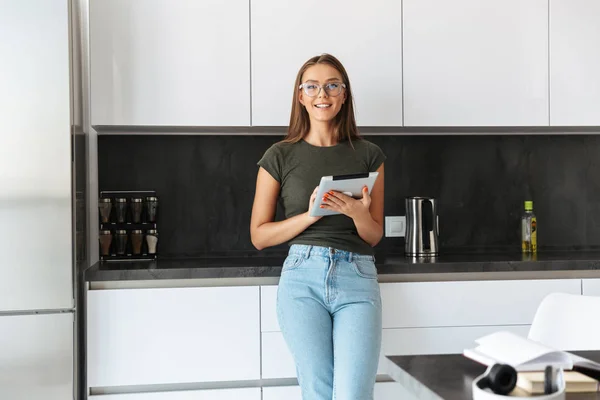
[
  {"x1": 306, "y1": 84, "x2": 318, "y2": 90},
  {"x1": 326, "y1": 83, "x2": 340, "y2": 90}
]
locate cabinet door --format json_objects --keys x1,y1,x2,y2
[
  {"x1": 262, "y1": 325, "x2": 531, "y2": 379},
  {"x1": 550, "y1": 0, "x2": 600, "y2": 126},
  {"x1": 262, "y1": 386, "x2": 302, "y2": 400},
  {"x1": 262, "y1": 383, "x2": 415, "y2": 400},
  {"x1": 378, "y1": 325, "x2": 531, "y2": 373},
  {"x1": 251, "y1": 0, "x2": 402, "y2": 127},
  {"x1": 582, "y1": 279, "x2": 600, "y2": 296},
  {"x1": 0, "y1": 313, "x2": 73, "y2": 400},
  {"x1": 403, "y1": 0, "x2": 548, "y2": 126},
  {"x1": 89, "y1": 388, "x2": 261, "y2": 400},
  {"x1": 380, "y1": 279, "x2": 581, "y2": 328},
  {"x1": 87, "y1": 286, "x2": 260, "y2": 387},
  {"x1": 90, "y1": 0, "x2": 250, "y2": 126}
]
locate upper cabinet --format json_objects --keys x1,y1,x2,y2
[
  {"x1": 403, "y1": 0, "x2": 549, "y2": 127},
  {"x1": 90, "y1": 0, "x2": 250, "y2": 127},
  {"x1": 550, "y1": 0, "x2": 600, "y2": 126},
  {"x1": 250, "y1": 0, "x2": 403, "y2": 127}
]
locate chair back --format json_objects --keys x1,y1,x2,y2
[{"x1": 528, "y1": 292, "x2": 600, "y2": 351}]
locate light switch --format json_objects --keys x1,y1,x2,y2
[{"x1": 385, "y1": 216, "x2": 406, "y2": 237}]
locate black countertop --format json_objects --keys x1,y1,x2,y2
[
  {"x1": 385, "y1": 351, "x2": 600, "y2": 400},
  {"x1": 84, "y1": 250, "x2": 600, "y2": 282}
]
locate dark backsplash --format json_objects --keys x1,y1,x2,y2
[{"x1": 98, "y1": 134, "x2": 600, "y2": 257}]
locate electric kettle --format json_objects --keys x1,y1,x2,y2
[{"x1": 405, "y1": 197, "x2": 439, "y2": 256}]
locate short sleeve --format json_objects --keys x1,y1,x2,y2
[
  {"x1": 257, "y1": 144, "x2": 282, "y2": 183},
  {"x1": 367, "y1": 142, "x2": 386, "y2": 172}
]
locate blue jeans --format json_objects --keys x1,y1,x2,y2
[{"x1": 276, "y1": 244, "x2": 382, "y2": 400}]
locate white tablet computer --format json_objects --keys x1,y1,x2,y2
[{"x1": 310, "y1": 172, "x2": 379, "y2": 217}]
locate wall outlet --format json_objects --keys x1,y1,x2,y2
[{"x1": 385, "y1": 216, "x2": 406, "y2": 237}]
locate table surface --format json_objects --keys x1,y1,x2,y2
[{"x1": 386, "y1": 351, "x2": 600, "y2": 400}]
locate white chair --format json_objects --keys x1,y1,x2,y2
[{"x1": 528, "y1": 292, "x2": 600, "y2": 351}]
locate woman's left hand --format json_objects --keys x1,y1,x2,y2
[{"x1": 320, "y1": 186, "x2": 371, "y2": 220}]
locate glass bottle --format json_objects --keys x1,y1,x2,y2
[
  {"x1": 99, "y1": 230, "x2": 112, "y2": 256},
  {"x1": 98, "y1": 198, "x2": 112, "y2": 223},
  {"x1": 146, "y1": 229, "x2": 158, "y2": 254},
  {"x1": 115, "y1": 198, "x2": 128, "y2": 223},
  {"x1": 115, "y1": 229, "x2": 128, "y2": 255},
  {"x1": 130, "y1": 198, "x2": 143, "y2": 223},
  {"x1": 521, "y1": 201, "x2": 537, "y2": 253},
  {"x1": 146, "y1": 196, "x2": 158, "y2": 222},
  {"x1": 130, "y1": 229, "x2": 144, "y2": 255}
]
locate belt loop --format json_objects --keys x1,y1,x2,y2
[
  {"x1": 304, "y1": 245, "x2": 312, "y2": 259},
  {"x1": 348, "y1": 251, "x2": 354, "y2": 262}
]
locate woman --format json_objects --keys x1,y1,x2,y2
[{"x1": 250, "y1": 53, "x2": 386, "y2": 400}]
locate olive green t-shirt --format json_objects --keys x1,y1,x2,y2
[{"x1": 257, "y1": 138, "x2": 386, "y2": 256}]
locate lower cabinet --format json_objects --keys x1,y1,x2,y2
[
  {"x1": 262, "y1": 325, "x2": 531, "y2": 379},
  {"x1": 262, "y1": 382, "x2": 414, "y2": 400},
  {"x1": 87, "y1": 286, "x2": 260, "y2": 387},
  {"x1": 261, "y1": 279, "x2": 581, "y2": 332},
  {"x1": 582, "y1": 279, "x2": 600, "y2": 296},
  {"x1": 88, "y1": 388, "x2": 261, "y2": 400}
]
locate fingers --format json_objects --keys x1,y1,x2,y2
[
  {"x1": 361, "y1": 186, "x2": 371, "y2": 207},
  {"x1": 322, "y1": 191, "x2": 345, "y2": 207}
]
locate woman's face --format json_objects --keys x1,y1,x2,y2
[{"x1": 299, "y1": 63, "x2": 347, "y2": 125}]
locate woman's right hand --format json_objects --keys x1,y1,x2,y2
[{"x1": 306, "y1": 186, "x2": 323, "y2": 223}]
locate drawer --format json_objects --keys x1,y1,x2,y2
[
  {"x1": 582, "y1": 279, "x2": 600, "y2": 296},
  {"x1": 261, "y1": 285, "x2": 279, "y2": 332},
  {"x1": 380, "y1": 279, "x2": 581, "y2": 328},
  {"x1": 88, "y1": 286, "x2": 260, "y2": 387},
  {"x1": 262, "y1": 280, "x2": 580, "y2": 332},
  {"x1": 262, "y1": 325, "x2": 530, "y2": 379},
  {"x1": 262, "y1": 382, "x2": 412, "y2": 400}
]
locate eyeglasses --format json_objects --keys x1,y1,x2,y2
[{"x1": 298, "y1": 81, "x2": 346, "y2": 97}]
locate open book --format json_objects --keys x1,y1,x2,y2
[{"x1": 463, "y1": 331, "x2": 600, "y2": 376}]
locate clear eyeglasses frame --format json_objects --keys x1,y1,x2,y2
[{"x1": 298, "y1": 81, "x2": 347, "y2": 97}]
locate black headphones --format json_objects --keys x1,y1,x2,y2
[{"x1": 477, "y1": 363, "x2": 561, "y2": 396}]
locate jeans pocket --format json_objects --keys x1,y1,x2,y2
[
  {"x1": 352, "y1": 258, "x2": 378, "y2": 279},
  {"x1": 282, "y1": 254, "x2": 304, "y2": 272}
]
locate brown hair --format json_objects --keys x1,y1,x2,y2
[{"x1": 283, "y1": 53, "x2": 361, "y2": 144}]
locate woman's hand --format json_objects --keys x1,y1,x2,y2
[
  {"x1": 305, "y1": 186, "x2": 323, "y2": 223},
  {"x1": 320, "y1": 186, "x2": 371, "y2": 220}
]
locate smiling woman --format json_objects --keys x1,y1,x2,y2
[{"x1": 250, "y1": 53, "x2": 387, "y2": 400}]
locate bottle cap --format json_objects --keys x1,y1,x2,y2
[{"x1": 524, "y1": 200, "x2": 533, "y2": 211}]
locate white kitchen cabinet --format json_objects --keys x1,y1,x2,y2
[
  {"x1": 262, "y1": 382, "x2": 414, "y2": 400},
  {"x1": 262, "y1": 386, "x2": 302, "y2": 400},
  {"x1": 261, "y1": 331, "x2": 296, "y2": 379},
  {"x1": 262, "y1": 280, "x2": 580, "y2": 333},
  {"x1": 403, "y1": 0, "x2": 549, "y2": 126},
  {"x1": 261, "y1": 325, "x2": 531, "y2": 379},
  {"x1": 0, "y1": 313, "x2": 73, "y2": 400},
  {"x1": 261, "y1": 285, "x2": 279, "y2": 332},
  {"x1": 550, "y1": 0, "x2": 600, "y2": 126},
  {"x1": 380, "y1": 279, "x2": 580, "y2": 328},
  {"x1": 88, "y1": 388, "x2": 261, "y2": 400},
  {"x1": 378, "y1": 325, "x2": 531, "y2": 373},
  {"x1": 582, "y1": 279, "x2": 600, "y2": 296},
  {"x1": 251, "y1": 0, "x2": 402, "y2": 127},
  {"x1": 90, "y1": 0, "x2": 250, "y2": 126},
  {"x1": 87, "y1": 286, "x2": 260, "y2": 387}
]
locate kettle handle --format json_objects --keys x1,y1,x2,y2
[{"x1": 422, "y1": 199, "x2": 433, "y2": 250}]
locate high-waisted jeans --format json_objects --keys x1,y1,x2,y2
[{"x1": 276, "y1": 244, "x2": 382, "y2": 400}]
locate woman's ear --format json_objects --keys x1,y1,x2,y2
[{"x1": 299, "y1": 90, "x2": 305, "y2": 106}]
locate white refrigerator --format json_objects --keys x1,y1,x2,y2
[{"x1": 0, "y1": 0, "x2": 82, "y2": 398}]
